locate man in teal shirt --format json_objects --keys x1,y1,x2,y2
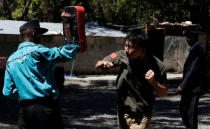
[{"x1": 3, "y1": 12, "x2": 78, "y2": 129}]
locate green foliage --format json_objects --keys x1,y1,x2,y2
[
  {"x1": 11, "y1": 0, "x2": 23, "y2": 19},
  {"x1": 84, "y1": 0, "x2": 202, "y2": 26},
  {"x1": 3, "y1": 0, "x2": 76, "y2": 22},
  {"x1": 0, "y1": 0, "x2": 207, "y2": 27}
]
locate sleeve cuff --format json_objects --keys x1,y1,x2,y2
[{"x1": 64, "y1": 40, "x2": 76, "y2": 44}]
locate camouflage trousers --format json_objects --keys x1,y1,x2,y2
[
  {"x1": 124, "y1": 114, "x2": 151, "y2": 129},
  {"x1": 118, "y1": 113, "x2": 151, "y2": 129}
]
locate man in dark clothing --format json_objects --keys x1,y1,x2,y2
[
  {"x1": 95, "y1": 32, "x2": 168, "y2": 129},
  {"x1": 2, "y1": 12, "x2": 79, "y2": 129},
  {"x1": 176, "y1": 29, "x2": 208, "y2": 129}
]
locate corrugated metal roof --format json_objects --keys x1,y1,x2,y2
[{"x1": 0, "y1": 20, "x2": 126, "y2": 37}]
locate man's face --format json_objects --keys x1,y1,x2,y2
[
  {"x1": 124, "y1": 40, "x2": 145, "y2": 60},
  {"x1": 186, "y1": 36, "x2": 196, "y2": 46}
]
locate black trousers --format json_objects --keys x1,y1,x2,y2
[
  {"x1": 179, "y1": 92, "x2": 200, "y2": 129},
  {"x1": 18, "y1": 98, "x2": 64, "y2": 129}
]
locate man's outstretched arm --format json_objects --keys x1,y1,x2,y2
[{"x1": 95, "y1": 60, "x2": 114, "y2": 71}]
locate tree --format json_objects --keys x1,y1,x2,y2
[
  {"x1": 0, "y1": 0, "x2": 208, "y2": 29},
  {"x1": 19, "y1": 0, "x2": 32, "y2": 20},
  {"x1": 2, "y1": 0, "x2": 16, "y2": 19}
]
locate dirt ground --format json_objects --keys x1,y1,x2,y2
[{"x1": 0, "y1": 79, "x2": 210, "y2": 129}]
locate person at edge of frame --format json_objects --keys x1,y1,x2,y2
[
  {"x1": 176, "y1": 29, "x2": 208, "y2": 129},
  {"x1": 2, "y1": 10, "x2": 79, "y2": 129},
  {"x1": 95, "y1": 29, "x2": 168, "y2": 129}
]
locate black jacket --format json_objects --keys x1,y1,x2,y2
[{"x1": 180, "y1": 43, "x2": 207, "y2": 93}]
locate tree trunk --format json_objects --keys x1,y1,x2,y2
[
  {"x1": 19, "y1": 0, "x2": 32, "y2": 20},
  {"x1": 52, "y1": 0, "x2": 58, "y2": 22},
  {"x1": 2, "y1": 0, "x2": 12, "y2": 19}
]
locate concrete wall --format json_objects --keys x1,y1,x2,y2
[
  {"x1": 163, "y1": 33, "x2": 207, "y2": 73},
  {"x1": 61, "y1": 36, "x2": 125, "y2": 75},
  {"x1": 0, "y1": 35, "x2": 20, "y2": 57},
  {"x1": 0, "y1": 34, "x2": 125, "y2": 75},
  {"x1": 164, "y1": 36, "x2": 189, "y2": 72},
  {"x1": 0, "y1": 32, "x2": 207, "y2": 75}
]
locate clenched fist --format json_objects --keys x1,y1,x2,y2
[
  {"x1": 102, "y1": 61, "x2": 114, "y2": 69},
  {"x1": 95, "y1": 60, "x2": 114, "y2": 71},
  {"x1": 145, "y1": 69, "x2": 155, "y2": 84}
]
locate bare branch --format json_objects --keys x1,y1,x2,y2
[{"x1": 19, "y1": 0, "x2": 32, "y2": 20}]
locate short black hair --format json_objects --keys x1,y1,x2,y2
[
  {"x1": 20, "y1": 29, "x2": 34, "y2": 39},
  {"x1": 126, "y1": 29, "x2": 147, "y2": 48},
  {"x1": 185, "y1": 29, "x2": 199, "y2": 39}
]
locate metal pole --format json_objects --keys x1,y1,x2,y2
[{"x1": 70, "y1": 60, "x2": 75, "y2": 77}]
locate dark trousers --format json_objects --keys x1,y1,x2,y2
[
  {"x1": 18, "y1": 98, "x2": 64, "y2": 129},
  {"x1": 179, "y1": 92, "x2": 200, "y2": 129},
  {"x1": 117, "y1": 105, "x2": 129, "y2": 129}
]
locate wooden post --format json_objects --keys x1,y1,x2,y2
[
  {"x1": 207, "y1": 1, "x2": 210, "y2": 65},
  {"x1": 207, "y1": 1, "x2": 210, "y2": 90}
]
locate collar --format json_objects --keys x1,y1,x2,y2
[
  {"x1": 190, "y1": 42, "x2": 199, "y2": 51},
  {"x1": 18, "y1": 42, "x2": 36, "y2": 49}
]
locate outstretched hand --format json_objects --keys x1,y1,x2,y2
[
  {"x1": 95, "y1": 60, "x2": 114, "y2": 71},
  {"x1": 61, "y1": 11, "x2": 73, "y2": 41},
  {"x1": 61, "y1": 12, "x2": 72, "y2": 21}
]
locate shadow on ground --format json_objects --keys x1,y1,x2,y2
[
  {"x1": 60, "y1": 83, "x2": 117, "y2": 129},
  {"x1": 0, "y1": 80, "x2": 210, "y2": 129},
  {"x1": 0, "y1": 95, "x2": 19, "y2": 129},
  {"x1": 152, "y1": 80, "x2": 210, "y2": 129}
]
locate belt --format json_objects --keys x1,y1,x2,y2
[{"x1": 20, "y1": 96, "x2": 58, "y2": 107}]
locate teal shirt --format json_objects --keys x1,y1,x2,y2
[{"x1": 3, "y1": 42, "x2": 79, "y2": 101}]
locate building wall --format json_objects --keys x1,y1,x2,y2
[
  {"x1": 164, "y1": 36, "x2": 189, "y2": 72},
  {"x1": 0, "y1": 35, "x2": 20, "y2": 56},
  {"x1": 163, "y1": 33, "x2": 207, "y2": 73},
  {"x1": 0, "y1": 34, "x2": 125, "y2": 75},
  {"x1": 0, "y1": 33, "x2": 207, "y2": 75},
  {"x1": 61, "y1": 36, "x2": 125, "y2": 75}
]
